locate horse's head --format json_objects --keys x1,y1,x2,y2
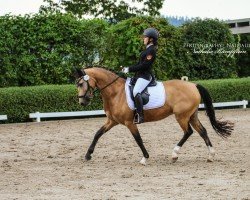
[{"x1": 75, "y1": 68, "x2": 95, "y2": 106}]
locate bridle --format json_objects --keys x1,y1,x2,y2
[
  {"x1": 76, "y1": 75, "x2": 95, "y2": 99},
  {"x1": 76, "y1": 70, "x2": 120, "y2": 99}
]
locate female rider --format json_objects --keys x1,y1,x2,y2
[{"x1": 122, "y1": 28, "x2": 159, "y2": 124}]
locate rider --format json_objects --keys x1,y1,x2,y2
[{"x1": 122, "y1": 28, "x2": 159, "y2": 124}]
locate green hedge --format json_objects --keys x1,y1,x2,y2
[
  {"x1": 195, "y1": 78, "x2": 250, "y2": 102},
  {"x1": 0, "y1": 78, "x2": 249, "y2": 123},
  {"x1": 0, "y1": 85, "x2": 102, "y2": 123}
]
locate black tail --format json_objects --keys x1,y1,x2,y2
[{"x1": 196, "y1": 84, "x2": 234, "y2": 138}]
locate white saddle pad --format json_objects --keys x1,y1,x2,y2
[{"x1": 125, "y1": 78, "x2": 166, "y2": 110}]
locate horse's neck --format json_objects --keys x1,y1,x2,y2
[{"x1": 88, "y1": 68, "x2": 124, "y2": 95}]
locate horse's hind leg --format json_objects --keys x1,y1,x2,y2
[
  {"x1": 172, "y1": 114, "x2": 194, "y2": 162},
  {"x1": 189, "y1": 111, "x2": 215, "y2": 162},
  {"x1": 85, "y1": 119, "x2": 118, "y2": 160}
]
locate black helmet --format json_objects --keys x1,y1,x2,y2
[{"x1": 143, "y1": 28, "x2": 159, "y2": 40}]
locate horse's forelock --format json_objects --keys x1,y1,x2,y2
[{"x1": 75, "y1": 68, "x2": 85, "y2": 78}]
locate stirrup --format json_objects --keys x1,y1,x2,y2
[{"x1": 133, "y1": 113, "x2": 144, "y2": 124}]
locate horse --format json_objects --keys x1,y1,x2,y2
[{"x1": 75, "y1": 67, "x2": 234, "y2": 165}]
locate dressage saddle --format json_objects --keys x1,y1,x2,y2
[{"x1": 129, "y1": 77, "x2": 157, "y2": 105}]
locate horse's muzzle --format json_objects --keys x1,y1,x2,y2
[
  {"x1": 80, "y1": 101, "x2": 90, "y2": 106},
  {"x1": 79, "y1": 96, "x2": 90, "y2": 106}
]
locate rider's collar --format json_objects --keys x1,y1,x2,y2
[{"x1": 146, "y1": 44, "x2": 153, "y2": 49}]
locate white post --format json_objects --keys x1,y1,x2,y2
[
  {"x1": 181, "y1": 76, "x2": 189, "y2": 81},
  {"x1": 243, "y1": 100, "x2": 247, "y2": 109},
  {"x1": 36, "y1": 112, "x2": 41, "y2": 122}
]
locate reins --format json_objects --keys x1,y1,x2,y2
[{"x1": 98, "y1": 76, "x2": 120, "y2": 93}]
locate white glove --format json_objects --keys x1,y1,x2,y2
[{"x1": 122, "y1": 67, "x2": 129, "y2": 74}]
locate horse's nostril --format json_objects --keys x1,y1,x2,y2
[{"x1": 80, "y1": 102, "x2": 85, "y2": 106}]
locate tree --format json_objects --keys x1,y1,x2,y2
[
  {"x1": 236, "y1": 33, "x2": 250, "y2": 77},
  {"x1": 102, "y1": 16, "x2": 189, "y2": 80},
  {"x1": 0, "y1": 13, "x2": 109, "y2": 87},
  {"x1": 181, "y1": 19, "x2": 238, "y2": 79},
  {"x1": 40, "y1": 0, "x2": 164, "y2": 22}
]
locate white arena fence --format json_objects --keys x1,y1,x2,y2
[
  {"x1": 199, "y1": 100, "x2": 248, "y2": 109},
  {"x1": 29, "y1": 100, "x2": 248, "y2": 122},
  {"x1": 29, "y1": 110, "x2": 105, "y2": 122},
  {"x1": 0, "y1": 115, "x2": 8, "y2": 121}
]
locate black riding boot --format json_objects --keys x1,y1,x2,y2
[{"x1": 134, "y1": 93, "x2": 144, "y2": 124}]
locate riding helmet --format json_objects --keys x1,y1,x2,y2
[{"x1": 143, "y1": 28, "x2": 159, "y2": 41}]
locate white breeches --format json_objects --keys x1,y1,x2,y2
[{"x1": 133, "y1": 78, "x2": 151, "y2": 97}]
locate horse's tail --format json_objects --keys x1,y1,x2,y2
[{"x1": 196, "y1": 84, "x2": 234, "y2": 138}]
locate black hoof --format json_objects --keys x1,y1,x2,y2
[{"x1": 85, "y1": 154, "x2": 92, "y2": 161}]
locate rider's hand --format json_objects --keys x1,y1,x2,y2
[{"x1": 122, "y1": 67, "x2": 129, "y2": 74}]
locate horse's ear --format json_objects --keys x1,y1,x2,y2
[{"x1": 74, "y1": 67, "x2": 84, "y2": 78}]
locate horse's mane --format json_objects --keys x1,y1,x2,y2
[{"x1": 86, "y1": 66, "x2": 127, "y2": 80}]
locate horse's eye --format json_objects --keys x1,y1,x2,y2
[{"x1": 77, "y1": 83, "x2": 83, "y2": 87}]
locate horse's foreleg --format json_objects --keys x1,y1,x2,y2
[
  {"x1": 126, "y1": 123, "x2": 149, "y2": 165},
  {"x1": 85, "y1": 119, "x2": 118, "y2": 160}
]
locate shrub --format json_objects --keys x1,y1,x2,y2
[
  {"x1": 195, "y1": 78, "x2": 250, "y2": 102},
  {"x1": 0, "y1": 85, "x2": 102, "y2": 123}
]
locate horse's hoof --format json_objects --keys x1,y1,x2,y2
[
  {"x1": 207, "y1": 155, "x2": 214, "y2": 162},
  {"x1": 171, "y1": 146, "x2": 180, "y2": 163},
  {"x1": 85, "y1": 154, "x2": 92, "y2": 161},
  {"x1": 140, "y1": 157, "x2": 147, "y2": 166},
  {"x1": 207, "y1": 151, "x2": 215, "y2": 162},
  {"x1": 171, "y1": 157, "x2": 178, "y2": 163}
]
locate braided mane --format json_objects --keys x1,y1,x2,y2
[{"x1": 85, "y1": 66, "x2": 127, "y2": 79}]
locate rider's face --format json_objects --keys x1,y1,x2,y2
[{"x1": 143, "y1": 36, "x2": 149, "y2": 45}]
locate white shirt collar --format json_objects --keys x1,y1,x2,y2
[{"x1": 146, "y1": 44, "x2": 153, "y2": 49}]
